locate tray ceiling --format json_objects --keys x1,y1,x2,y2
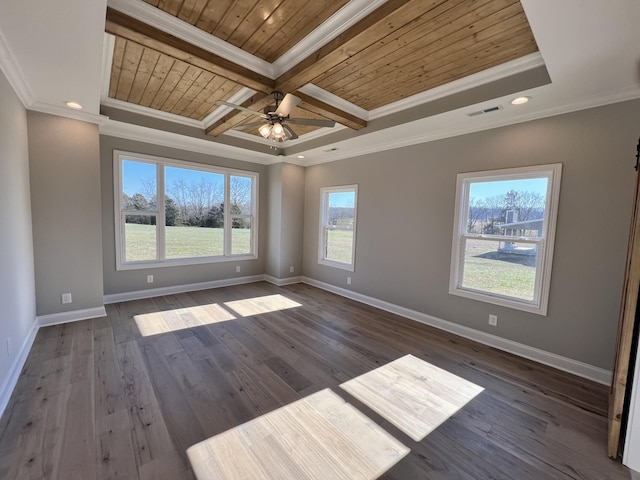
[{"x1": 105, "y1": 0, "x2": 538, "y2": 141}]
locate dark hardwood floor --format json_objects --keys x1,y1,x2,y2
[{"x1": 0, "y1": 282, "x2": 631, "y2": 479}]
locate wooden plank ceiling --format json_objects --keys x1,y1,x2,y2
[{"x1": 106, "y1": 0, "x2": 538, "y2": 139}]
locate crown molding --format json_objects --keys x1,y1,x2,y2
[
  {"x1": 107, "y1": 0, "x2": 274, "y2": 78},
  {"x1": 271, "y1": 0, "x2": 389, "y2": 75},
  {"x1": 368, "y1": 52, "x2": 546, "y2": 120},
  {"x1": 100, "y1": 119, "x2": 281, "y2": 164},
  {"x1": 102, "y1": 96, "x2": 205, "y2": 128},
  {"x1": 303, "y1": 83, "x2": 640, "y2": 166},
  {"x1": 101, "y1": 33, "x2": 115, "y2": 101},
  {"x1": 0, "y1": 27, "x2": 34, "y2": 107},
  {"x1": 30, "y1": 102, "x2": 109, "y2": 125}
]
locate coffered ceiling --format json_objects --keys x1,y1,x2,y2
[
  {"x1": 104, "y1": 0, "x2": 538, "y2": 141},
  {"x1": 0, "y1": 0, "x2": 639, "y2": 165}
]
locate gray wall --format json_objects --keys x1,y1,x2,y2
[
  {"x1": 266, "y1": 163, "x2": 305, "y2": 279},
  {"x1": 100, "y1": 135, "x2": 269, "y2": 295},
  {"x1": 303, "y1": 99, "x2": 640, "y2": 370},
  {"x1": 0, "y1": 70, "x2": 36, "y2": 388},
  {"x1": 266, "y1": 163, "x2": 283, "y2": 278},
  {"x1": 28, "y1": 112, "x2": 104, "y2": 315}
]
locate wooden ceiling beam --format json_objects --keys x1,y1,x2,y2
[
  {"x1": 274, "y1": 0, "x2": 415, "y2": 93},
  {"x1": 294, "y1": 92, "x2": 366, "y2": 130},
  {"x1": 105, "y1": 7, "x2": 275, "y2": 95}
]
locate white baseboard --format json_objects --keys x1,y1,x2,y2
[
  {"x1": 37, "y1": 306, "x2": 107, "y2": 327},
  {"x1": 264, "y1": 275, "x2": 303, "y2": 286},
  {"x1": 103, "y1": 274, "x2": 265, "y2": 304},
  {"x1": 0, "y1": 319, "x2": 38, "y2": 416},
  {"x1": 301, "y1": 277, "x2": 612, "y2": 385}
]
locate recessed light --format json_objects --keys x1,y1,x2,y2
[
  {"x1": 297, "y1": 155, "x2": 305, "y2": 159},
  {"x1": 65, "y1": 101, "x2": 83, "y2": 110},
  {"x1": 511, "y1": 96, "x2": 531, "y2": 105}
]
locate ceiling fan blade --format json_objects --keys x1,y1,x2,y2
[
  {"x1": 275, "y1": 93, "x2": 301, "y2": 116},
  {"x1": 288, "y1": 118, "x2": 336, "y2": 128},
  {"x1": 282, "y1": 124, "x2": 299, "y2": 140},
  {"x1": 232, "y1": 121, "x2": 267, "y2": 131},
  {"x1": 215, "y1": 100, "x2": 268, "y2": 118}
]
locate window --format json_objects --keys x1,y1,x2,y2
[
  {"x1": 449, "y1": 164, "x2": 562, "y2": 315},
  {"x1": 114, "y1": 151, "x2": 258, "y2": 270},
  {"x1": 319, "y1": 185, "x2": 358, "y2": 271}
]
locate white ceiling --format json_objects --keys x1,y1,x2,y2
[{"x1": 1, "y1": 0, "x2": 639, "y2": 165}]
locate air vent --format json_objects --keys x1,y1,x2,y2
[
  {"x1": 325, "y1": 147, "x2": 339, "y2": 152},
  {"x1": 466, "y1": 105, "x2": 503, "y2": 117}
]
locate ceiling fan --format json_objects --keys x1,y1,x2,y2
[{"x1": 216, "y1": 92, "x2": 336, "y2": 142}]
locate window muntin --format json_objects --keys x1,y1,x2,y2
[
  {"x1": 115, "y1": 151, "x2": 258, "y2": 270},
  {"x1": 319, "y1": 185, "x2": 358, "y2": 271},
  {"x1": 449, "y1": 164, "x2": 561, "y2": 315}
]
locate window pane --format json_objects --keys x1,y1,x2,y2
[
  {"x1": 327, "y1": 191, "x2": 355, "y2": 227},
  {"x1": 165, "y1": 166, "x2": 224, "y2": 227},
  {"x1": 122, "y1": 160, "x2": 157, "y2": 211},
  {"x1": 125, "y1": 215, "x2": 156, "y2": 262},
  {"x1": 165, "y1": 221, "x2": 224, "y2": 259},
  {"x1": 460, "y1": 238, "x2": 537, "y2": 301},
  {"x1": 325, "y1": 228, "x2": 354, "y2": 264},
  {"x1": 230, "y1": 175, "x2": 253, "y2": 215},
  {"x1": 231, "y1": 217, "x2": 251, "y2": 255},
  {"x1": 467, "y1": 178, "x2": 548, "y2": 237}
]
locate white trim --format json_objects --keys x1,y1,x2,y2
[
  {"x1": 36, "y1": 306, "x2": 107, "y2": 327},
  {"x1": 368, "y1": 52, "x2": 545, "y2": 120},
  {"x1": 0, "y1": 319, "x2": 38, "y2": 417},
  {"x1": 302, "y1": 84, "x2": 640, "y2": 167},
  {"x1": 100, "y1": 119, "x2": 280, "y2": 164},
  {"x1": 301, "y1": 276, "x2": 612, "y2": 385},
  {"x1": 102, "y1": 97, "x2": 205, "y2": 128},
  {"x1": 624, "y1": 326, "x2": 640, "y2": 470},
  {"x1": 264, "y1": 275, "x2": 303, "y2": 286},
  {"x1": 272, "y1": 0, "x2": 389, "y2": 75},
  {"x1": 107, "y1": 0, "x2": 274, "y2": 77},
  {"x1": 103, "y1": 274, "x2": 265, "y2": 304},
  {"x1": 29, "y1": 101, "x2": 109, "y2": 125},
  {"x1": 101, "y1": 33, "x2": 115, "y2": 101},
  {"x1": 0, "y1": 27, "x2": 34, "y2": 107}
]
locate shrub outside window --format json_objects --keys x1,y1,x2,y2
[
  {"x1": 319, "y1": 185, "x2": 358, "y2": 271},
  {"x1": 114, "y1": 151, "x2": 257, "y2": 270},
  {"x1": 449, "y1": 164, "x2": 562, "y2": 315}
]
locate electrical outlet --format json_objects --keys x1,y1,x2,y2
[
  {"x1": 489, "y1": 314, "x2": 498, "y2": 326},
  {"x1": 290, "y1": 266, "x2": 294, "y2": 273},
  {"x1": 347, "y1": 277, "x2": 352, "y2": 285},
  {"x1": 7, "y1": 337, "x2": 12, "y2": 357},
  {"x1": 147, "y1": 274, "x2": 154, "y2": 283},
  {"x1": 61, "y1": 293, "x2": 72, "y2": 304},
  {"x1": 235, "y1": 266, "x2": 241, "y2": 273}
]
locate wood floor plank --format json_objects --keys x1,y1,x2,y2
[{"x1": 0, "y1": 282, "x2": 631, "y2": 479}]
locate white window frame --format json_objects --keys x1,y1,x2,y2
[
  {"x1": 449, "y1": 164, "x2": 562, "y2": 315},
  {"x1": 114, "y1": 150, "x2": 258, "y2": 270},
  {"x1": 318, "y1": 185, "x2": 358, "y2": 271}
]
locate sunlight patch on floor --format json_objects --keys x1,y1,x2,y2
[
  {"x1": 133, "y1": 295, "x2": 302, "y2": 336},
  {"x1": 134, "y1": 303, "x2": 236, "y2": 337},
  {"x1": 224, "y1": 294, "x2": 303, "y2": 317},
  {"x1": 340, "y1": 354, "x2": 484, "y2": 441},
  {"x1": 187, "y1": 388, "x2": 409, "y2": 480}
]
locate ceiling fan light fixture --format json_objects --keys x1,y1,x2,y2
[
  {"x1": 272, "y1": 122, "x2": 285, "y2": 138},
  {"x1": 259, "y1": 124, "x2": 272, "y2": 138}
]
